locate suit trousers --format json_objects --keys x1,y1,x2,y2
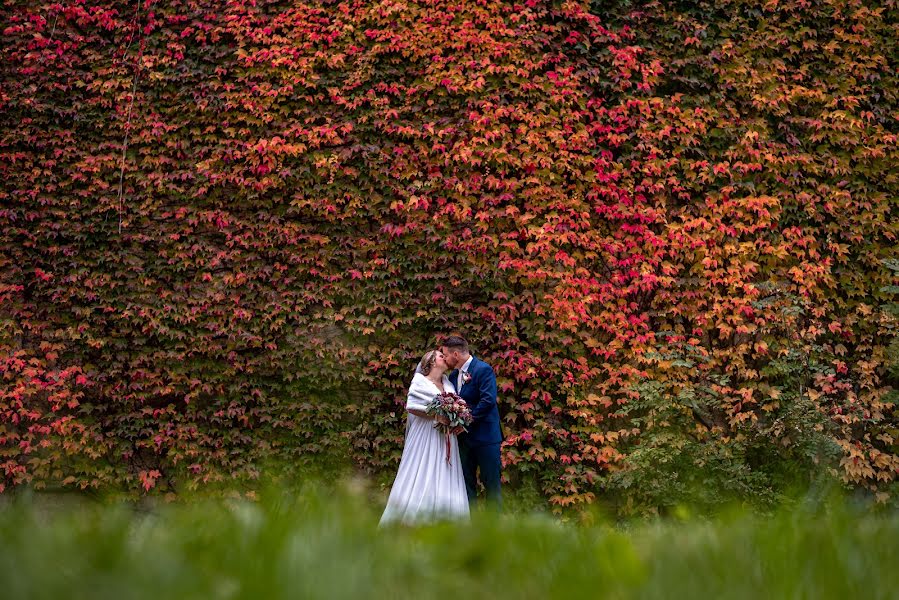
[{"x1": 459, "y1": 439, "x2": 502, "y2": 511}]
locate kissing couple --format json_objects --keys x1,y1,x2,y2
[{"x1": 379, "y1": 335, "x2": 503, "y2": 526}]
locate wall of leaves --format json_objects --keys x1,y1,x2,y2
[{"x1": 1, "y1": 0, "x2": 897, "y2": 513}]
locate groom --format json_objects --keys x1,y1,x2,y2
[{"x1": 440, "y1": 335, "x2": 502, "y2": 510}]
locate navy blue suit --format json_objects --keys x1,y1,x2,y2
[{"x1": 450, "y1": 356, "x2": 502, "y2": 509}]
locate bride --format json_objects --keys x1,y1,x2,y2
[{"x1": 379, "y1": 349, "x2": 470, "y2": 526}]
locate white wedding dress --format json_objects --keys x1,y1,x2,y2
[{"x1": 378, "y1": 372, "x2": 470, "y2": 526}]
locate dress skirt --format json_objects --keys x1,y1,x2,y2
[{"x1": 379, "y1": 412, "x2": 470, "y2": 526}]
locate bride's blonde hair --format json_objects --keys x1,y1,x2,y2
[{"x1": 417, "y1": 350, "x2": 438, "y2": 376}]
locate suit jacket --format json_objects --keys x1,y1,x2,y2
[{"x1": 450, "y1": 356, "x2": 503, "y2": 447}]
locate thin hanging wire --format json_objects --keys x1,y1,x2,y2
[{"x1": 116, "y1": 0, "x2": 145, "y2": 235}]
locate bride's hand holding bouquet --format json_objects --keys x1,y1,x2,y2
[{"x1": 426, "y1": 392, "x2": 473, "y2": 465}]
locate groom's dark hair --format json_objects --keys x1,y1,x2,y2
[{"x1": 442, "y1": 335, "x2": 469, "y2": 354}]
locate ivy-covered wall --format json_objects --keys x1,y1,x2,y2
[{"x1": 1, "y1": 0, "x2": 896, "y2": 513}]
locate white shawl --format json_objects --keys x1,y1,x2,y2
[{"x1": 406, "y1": 373, "x2": 455, "y2": 412}]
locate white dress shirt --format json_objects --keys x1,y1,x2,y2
[{"x1": 457, "y1": 355, "x2": 474, "y2": 390}]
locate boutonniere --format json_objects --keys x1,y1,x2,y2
[{"x1": 461, "y1": 371, "x2": 472, "y2": 386}]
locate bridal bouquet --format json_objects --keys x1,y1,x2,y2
[{"x1": 426, "y1": 392, "x2": 473, "y2": 466}]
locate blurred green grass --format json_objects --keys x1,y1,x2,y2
[{"x1": 1, "y1": 481, "x2": 897, "y2": 600}]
